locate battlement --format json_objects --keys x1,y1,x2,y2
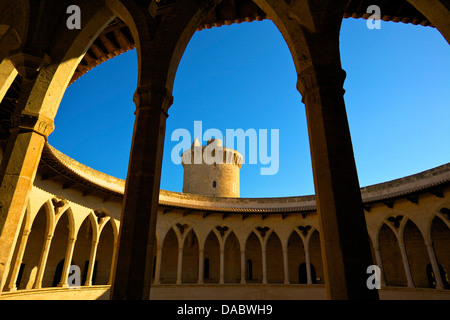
[
  {"x1": 181, "y1": 138, "x2": 243, "y2": 168},
  {"x1": 181, "y1": 139, "x2": 242, "y2": 198}
]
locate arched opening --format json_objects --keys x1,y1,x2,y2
[
  {"x1": 72, "y1": 216, "x2": 95, "y2": 285},
  {"x1": 224, "y1": 232, "x2": 240, "y2": 283},
  {"x1": 298, "y1": 263, "x2": 316, "y2": 284},
  {"x1": 430, "y1": 216, "x2": 450, "y2": 289},
  {"x1": 379, "y1": 223, "x2": 406, "y2": 287},
  {"x1": 203, "y1": 231, "x2": 220, "y2": 283},
  {"x1": 160, "y1": 228, "x2": 178, "y2": 284},
  {"x1": 308, "y1": 230, "x2": 324, "y2": 284},
  {"x1": 288, "y1": 231, "x2": 305, "y2": 284},
  {"x1": 245, "y1": 232, "x2": 262, "y2": 283},
  {"x1": 182, "y1": 229, "x2": 199, "y2": 284},
  {"x1": 95, "y1": 220, "x2": 114, "y2": 285},
  {"x1": 13, "y1": 204, "x2": 48, "y2": 290},
  {"x1": 266, "y1": 232, "x2": 283, "y2": 283},
  {"x1": 403, "y1": 220, "x2": 430, "y2": 288},
  {"x1": 43, "y1": 213, "x2": 70, "y2": 288}
]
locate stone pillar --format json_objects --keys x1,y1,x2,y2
[
  {"x1": 240, "y1": 250, "x2": 246, "y2": 284},
  {"x1": 58, "y1": 237, "x2": 77, "y2": 287},
  {"x1": 398, "y1": 243, "x2": 414, "y2": 288},
  {"x1": 425, "y1": 240, "x2": 444, "y2": 289},
  {"x1": 283, "y1": 248, "x2": 290, "y2": 284},
  {"x1": 110, "y1": 85, "x2": 172, "y2": 300},
  {"x1": 176, "y1": 247, "x2": 183, "y2": 285},
  {"x1": 7, "y1": 229, "x2": 30, "y2": 291},
  {"x1": 33, "y1": 234, "x2": 53, "y2": 289},
  {"x1": 197, "y1": 249, "x2": 204, "y2": 284},
  {"x1": 0, "y1": 52, "x2": 53, "y2": 293},
  {"x1": 373, "y1": 245, "x2": 386, "y2": 286},
  {"x1": 85, "y1": 240, "x2": 99, "y2": 286},
  {"x1": 298, "y1": 61, "x2": 378, "y2": 299},
  {"x1": 154, "y1": 247, "x2": 162, "y2": 285},
  {"x1": 219, "y1": 249, "x2": 225, "y2": 284},
  {"x1": 108, "y1": 240, "x2": 118, "y2": 285},
  {"x1": 305, "y1": 248, "x2": 312, "y2": 285},
  {"x1": 262, "y1": 243, "x2": 267, "y2": 284}
]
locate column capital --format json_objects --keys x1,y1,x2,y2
[
  {"x1": 297, "y1": 64, "x2": 346, "y2": 102},
  {"x1": 10, "y1": 110, "x2": 54, "y2": 138},
  {"x1": 133, "y1": 84, "x2": 174, "y2": 118},
  {"x1": 8, "y1": 49, "x2": 51, "y2": 81}
]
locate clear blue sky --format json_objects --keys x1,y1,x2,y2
[{"x1": 49, "y1": 18, "x2": 450, "y2": 198}]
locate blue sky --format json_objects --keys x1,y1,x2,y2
[{"x1": 49, "y1": 18, "x2": 450, "y2": 198}]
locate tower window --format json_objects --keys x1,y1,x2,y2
[{"x1": 213, "y1": 181, "x2": 216, "y2": 188}]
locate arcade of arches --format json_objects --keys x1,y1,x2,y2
[{"x1": 0, "y1": 0, "x2": 449, "y2": 300}]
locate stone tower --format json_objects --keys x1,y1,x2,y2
[{"x1": 181, "y1": 138, "x2": 243, "y2": 197}]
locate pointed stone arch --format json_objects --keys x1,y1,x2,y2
[
  {"x1": 245, "y1": 231, "x2": 262, "y2": 283},
  {"x1": 182, "y1": 228, "x2": 199, "y2": 284},
  {"x1": 72, "y1": 212, "x2": 97, "y2": 286},
  {"x1": 430, "y1": 214, "x2": 450, "y2": 289},
  {"x1": 287, "y1": 230, "x2": 305, "y2": 284},
  {"x1": 403, "y1": 219, "x2": 430, "y2": 288},
  {"x1": 266, "y1": 231, "x2": 283, "y2": 283},
  {"x1": 224, "y1": 231, "x2": 240, "y2": 284},
  {"x1": 203, "y1": 230, "x2": 220, "y2": 283},
  {"x1": 379, "y1": 223, "x2": 406, "y2": 287},
  {"x1": 160, "y1": 227, "x2": 178, "y2": 284}
]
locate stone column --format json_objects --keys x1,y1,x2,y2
[
  {"x1": 154, "y1": 247, "x2": 162, "y2": 285},
  {"x1": 425, "y1": 240, "x2": 444, "y2": 289},
  {"x1": 398, "y1": 243, "x2": 414, "y2": 288},
  {"x1": 298, "y1": 60, "x2": 378, "y2": 299},
  {"x1": 283, "y1": 249, "x2": 290, "y2": 284},
  {"x1": 33, "y1": 234, "x2": 53, "y2": 289},
  {"x1": 197, "y1": 249, "x2": 204, "y2": 284},
  {"x1": 110, "y1": 85, "x2": 172, "y2": 300},
  {"x1": 108, "y1": 240, "x2": 118, "y2": 285},
  {"x1": 262, "y1": 243, "x2": 267, "y2": 284},
  {"x1": 7, "y1": 229, "x2": 30, "y2": 291},
  {"x1": 373, "y1": 245, "x2": 386, "y2": 286},
  {"x1": 240, "y1": 250, "x2": 246, "y2": 284},
  {"x1": 305, "y1": 248, "x2": 312, "y2": 285},
  {"x1": 85, "y1": 240, "x2": 99, "y2": 286},
  {"x1": 176, "y1": 247, "x2": 183, "y2": 285},
  {"x1": 219, "y1": 249, "x2": 225, "y2": 284},
  {"x1": 0, "y1": 52, "x2": 53, "y2": 293},
  {"x1": 58, "y1": 237, "x2": 77, "y2": 287}
]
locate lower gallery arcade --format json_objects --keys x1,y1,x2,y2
[{"x1": 0, "y1": 145, "x2": 449, "y2": 300}]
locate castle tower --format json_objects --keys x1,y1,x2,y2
[{"x1": 181, "y1": 138, "x2": 243, "y2": 197}]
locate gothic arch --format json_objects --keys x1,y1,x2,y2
[
  {"x1": 245, "y1": 231, "x2": 262, "y2": 283},
  {"x1": 378, "y1": 223, "x2": 406, "y2": 287},
  {"x1": 287, "y1": 230, "x2": 305, "y2": 284},
  {"x1": 403, "y1": 219, "x2": 430, "y2": 288},
  {"x1": 224, "y1": 231, "x2": 240, "y2": 284},
  {"x1": 160, "y1": 227, "x2": 178, "y2": 284},
  {"x1": 181, "y1": 228, "x2": 199, "y2": 284},
  {"x1": 266, "y1": 231, "x2": 283, "y2": 283},
  {"x1": 429, "y1": 215, "x2": 450, "y2": 288},
  {"x1": 203, "y1": 230, "x2": 220, "y2": 283}
]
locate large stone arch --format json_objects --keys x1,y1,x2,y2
[{"x1": 406, "y1": 0, "x2": 450, "y2": 44}]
